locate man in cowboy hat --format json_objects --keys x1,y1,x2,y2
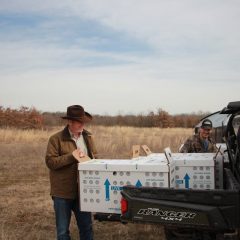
[
  {"x1": 45, "y1": 105, "x2": 97, "y2": 240},
  {"x1": 180, "y1": 119, "x2": 217, "y2": 153}
]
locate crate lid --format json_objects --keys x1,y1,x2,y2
[
  {"x1": 137, "y1": 159, "x2": 169, "y2": 172},
  {"x1": 106, "y1": 160, "x2": 138, "y2": 171},
  {"x1": 78, "y1": 159, "x2": 108, "y2": 170},
  {"x1": 173, "y1": 158, "x2": 215, "y2": 167}
]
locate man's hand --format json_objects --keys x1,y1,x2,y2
[{"x1": 72, "y1": 149, "x2": 90, "y2": 162}]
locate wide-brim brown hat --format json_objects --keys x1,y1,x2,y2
[{"x1": 62, "y1": 105, "x2": 92, "y2": 123}]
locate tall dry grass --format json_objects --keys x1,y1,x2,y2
[{"x1": 0, "y1": 126, "x2": 192, "y2": 240}]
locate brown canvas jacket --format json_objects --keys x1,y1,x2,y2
[
  {"x1": 180, "y1": 134, "x2": 217, "y2": 153},
  {"x1": 45, "y1": 126, "x2": 97, "y2": 199}
]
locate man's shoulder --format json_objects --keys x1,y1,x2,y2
[
  {"x1": 186, "y1": 134, "x2": 199, "y2": 142},
  {"x1": 208, "y1": 137, "x2": 215, "y2": 143},
  {"x1": 49, "y1": 127, "x2": 67, "y2": 140},
  {"x1": 83, "y1": 129, "x2": 92, "y2": 136},
  {"x1": 50, "y1": 130, "x2": 62, "y2": 138},
  {"x1": 191, "y1": 134, "x2": 202, "y2": 143}
]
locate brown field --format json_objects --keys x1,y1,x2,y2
[{"x1": 0, "y1": 126, "x2": 192, "y2": 240}]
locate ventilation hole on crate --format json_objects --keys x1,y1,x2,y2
[{"x1": 152, "y1": 182, "x2": 157, "y2": 187}]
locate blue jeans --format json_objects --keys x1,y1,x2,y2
[{"x1": 53, "y1": 197, "x2": 93, "y2": 240}]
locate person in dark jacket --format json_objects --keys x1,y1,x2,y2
[
  {"x1": 45, "y1": 105, "x2": 97, "y2": 240},
  {"x1": 180, "y1": 119, "x2": 217, "y2": 153},
  {"x1": 166, "y1": 119, "x2": 217, "y2": 239}
]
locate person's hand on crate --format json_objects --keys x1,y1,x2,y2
[{"x1": 72, "y1": 148, "x2": 90, "y2": 162}]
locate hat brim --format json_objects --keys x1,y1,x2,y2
[
  {"x1": 61, "y1": 111, "x2": 92, "y2": 123},
  {"x1": 201, "y1": 126, "x2": 212, "y2": 130}
]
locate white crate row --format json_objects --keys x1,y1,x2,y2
[{"x1": 78, "y1": 148, "x2": 225, "y2": 214}]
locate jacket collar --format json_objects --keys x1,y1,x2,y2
[{"x1": 62, "y1": 125, "x2": 92, "y2": 140}]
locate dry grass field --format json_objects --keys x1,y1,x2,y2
[{"x1": 0, "y1": 126, "x2": 192, "y2": 240}]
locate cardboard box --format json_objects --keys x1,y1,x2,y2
[
  {"x1": 166, "y1": 152, "x2": 215, "y2": 189},
  {"x1": 78, "y1": 157, "x2": 170, "y2": 214}
]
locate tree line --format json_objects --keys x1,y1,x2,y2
[
  {"x1": 0, "y1": 106, "x2": 209, "y2": 129},
  {"x1": 0, "y1": 106, "x2": 43, "y2": 129},
  {"x1": 91, "y1": 109, "x2": 208, "y2": 128}
]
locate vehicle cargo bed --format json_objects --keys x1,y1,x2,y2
[{"x1": 121, "y1": 169, "x2": 240, "y2": 231}]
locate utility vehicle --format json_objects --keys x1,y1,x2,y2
[{"x1": 120, "y1": 101, "x2": 240, "y2": 239}]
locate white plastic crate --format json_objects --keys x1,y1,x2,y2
[
  {"x1": 172, "y1": 152, "x2": 224, "y2": 189},
  {"x1": 78, "y1": 157, "x2": 170, "y2": 214},
  {"x1": 164, "y1": 148, "x2": 215, "y2": 189}
]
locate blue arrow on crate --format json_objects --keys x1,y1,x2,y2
[
  {"x1": 104, "y1": 179, "x2": 111, "y2": 201},
  {"x1": 184, "y1": 174, "x2": 190, "y2": 189},
  {"x1": 136, "y1": 180, "x2": 142, "y2": 187}
]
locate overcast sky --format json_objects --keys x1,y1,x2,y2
[{"x1": 0, "y1": 0, "x2": 239, "y2": 115}]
